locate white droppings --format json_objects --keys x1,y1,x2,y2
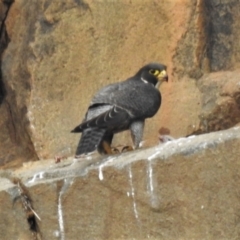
[
  {"x1": 99, "y1": 165, "x2": 104, "y2": 181},
  {"x1": 174, "y1": 137, "x2": 185, "y2": 142},
  {"x1": 147, "y1": 160, "x2": 154, "y2": 194},
  {"x1": 201, "y1": 142, "x2": 208, "y2": 149},
  {"x1": 127, "y1": 192, "x2": 130, "y2": 197},
  {"x1": 128, "y1": 165, "x2": 139, "y2": 220},
  {"x1": 139, "y1": 141, "x2": 145, "y2": 148},
  {"x1": 57, "y1": 179, "x2": 73, "y2": 240},
  {"x1": 146, "y1": 160, "x2": 160, "y2": 209},
  {"x1": 53, "y1": 230, "x2": 60, "y2": 237},
  {"x1": 148, "y1": 150, "x2": 161, "y2": 161},
  {"x1": 98, "y1": 156, "x2": 118, "y2": 181},
  {"x1": 201, "y1": 205, "x2": 204, "y2": 209},
  {"x1": 28, "y1": 171, "x2": 45, "y2": 184},
  {"x1": 188, "y1": 135, "x2": 196, "y2": 139},
  {"x1": 58, "y1": 192, "x2": 64, "y2": 240}
]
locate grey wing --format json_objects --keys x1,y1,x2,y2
[
  {"x1": 90, "y1": 82, "x2": 124, "y2": 105},
  {"x1": 71, "y1": 105, "x2": 132, "y2": 133},
  {"x1": 86, "y1": 104, "x2": 112, "y2": 120}
]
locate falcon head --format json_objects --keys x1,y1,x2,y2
[{"x1": 136, "y1": 63, "x2": 168, "y2": 87}]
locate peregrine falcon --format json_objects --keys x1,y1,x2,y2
[{"x1": 71, "y1": 63, "x2": 168, "y2": 157}]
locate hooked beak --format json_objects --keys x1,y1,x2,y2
[{"x1": 157, "y1": 70, "x2": 168, "y2": 82}]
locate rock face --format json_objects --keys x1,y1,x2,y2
[
  {"x1": 0, "y1": 127, "x2": 240, "y2": 239},
  {"x1": 1, "y1": 0, "x2": 240, "y2": 238},
  {"x1": 1, "y1": 0, "x2": 240, "y2": 164},
  {"x1": 196, "y1": 70, "x2": 240, "y2": 134}
]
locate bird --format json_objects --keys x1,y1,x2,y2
[{"x1": 71, "y1": 62, "x2": 168, "y2": 157}]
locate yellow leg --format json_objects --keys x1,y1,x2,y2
[
  {"x1": 102, "y1": 141, "x2": 120, "y2": 155},
  {"x1": 121, "y1": 146, "x2": 133, "y2": 153}
]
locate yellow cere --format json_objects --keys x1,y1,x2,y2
[{"x1": 159, "y1": 70, "x2": 167, "y2": 77}]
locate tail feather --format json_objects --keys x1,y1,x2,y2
[
  {"x1": 75, "y1": 128, "x2": 106, "y2": 156},
  {"x1": 71, "y1": 126, "x2": 82, "y2": 133}
]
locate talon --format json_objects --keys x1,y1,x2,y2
[
  {"x1": 111, "y1": 147, "x2": 120, "y2": 154},
  {"x1": 121, "y1": 146, "x2": 133, "y2": 153},
  {"x1": 102, "y1": 141, "x2": 120, "y2": 155}
]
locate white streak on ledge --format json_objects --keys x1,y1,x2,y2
[
  {"x1": 128, "y1": 165, "x2": 139, "y2": 220},
  {"x1": 147, "y1": 160, "x2": 154, "y2": 193},
  {"x1": 146, "y1": 160, "x2": 160, "y2": 208},
  {"x1": 53, "y1": 230, "x2": 60, "y2": 237},
  {"x1": 98, "y1": 155, "x2": 118, "y2": 181},
  {"x1": 28, "y1": 171, "x2": 45, "y2": 184},
  {"x1": 188, "y1": 135, "x2": 196, "y2": 139},
  {"x1": 58, "y1": 192, "x2": 64, "y2": 240},
  {"x1": 57, "y1": 178, "x2": 74, "y2": 240},
  {"x1": 148, "y1": 150, "x2": 161, "y2": 161},
  {"x1": 99, "y1": 165, "x2": 104, "y2": 181},
  {"x1": 7, "y1": 127, "x2": 239, "y2": 189}
]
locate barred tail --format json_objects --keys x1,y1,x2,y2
[{"x1": 75, "y1": 128, "x2": 106, "y2": 157}]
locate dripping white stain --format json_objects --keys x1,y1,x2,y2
[
  {"x1": 147, "y1": 160, "x2": 154, "y2": 194},
  {"x1": 58, "y1": 192, "x2": 64, "y2": 240},
  {"x1": 57, "y1": 178, "x2": 74, "y2": 240},
  {"x1": 146, "y1": 159, "x2": 160, "y2": 209},
  {"x1": 98, "y1": 156, "x2": 117, "y2": 181},
  {"x1": 99, "y1": 165, "x2": 104, "y2": 181},
  {"x1": 28, "y1": 171, "x2": 45, "y2": 184},
  {"x1": 128, "y1": 165, "x2": 139, "y2": 220}
]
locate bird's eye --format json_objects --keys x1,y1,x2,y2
[{"x1": 149, "y1": 69, "x2": 160, "y2": 76}]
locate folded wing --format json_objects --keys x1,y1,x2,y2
[{"x1": 71, "y1": 105, "x2": 132, "y2": 133}]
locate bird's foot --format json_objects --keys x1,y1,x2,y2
[
  {"x1": 111, "y1": 147, "x2": 120, "y2": 154},
  {"x1": 121, "y1": 146, "x2": 133, "y2": 153},
  {"x1": 101, "y1": 141, "x2": 121, "y2": 155}
]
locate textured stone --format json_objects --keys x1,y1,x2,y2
[
  {"x1": 188, "y1": 70, "x2": 240, "y2": 135},
  {"x1": 0, "y1": 0, "x2": 29, "y2": 167},
  {"x1": 1, "y1": 0, "x2": 197, "y2": 162},
  {"x1": 204, "y1": 0, "x2": 240, "y2": 71},
  {"x1": 0, "y1": 0, "x2": 240, "y2": 238},
  {"x1": 0, "y1": 127, "x2": 240, "y2": 239},
  {"x1": 0, "y1": 0, "x2": 240, "y2": 165}
]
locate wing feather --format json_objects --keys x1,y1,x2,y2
[{"x1": 71, "y1": 106, "x2": 131, "y2": 133}]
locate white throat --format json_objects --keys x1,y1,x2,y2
[{"x1": 155, "y1": 81, "x2": 161, "y2": 88}]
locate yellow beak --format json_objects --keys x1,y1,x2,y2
[{"x1": 157, "y1": 70, "x2": 168, "y2": 82}]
